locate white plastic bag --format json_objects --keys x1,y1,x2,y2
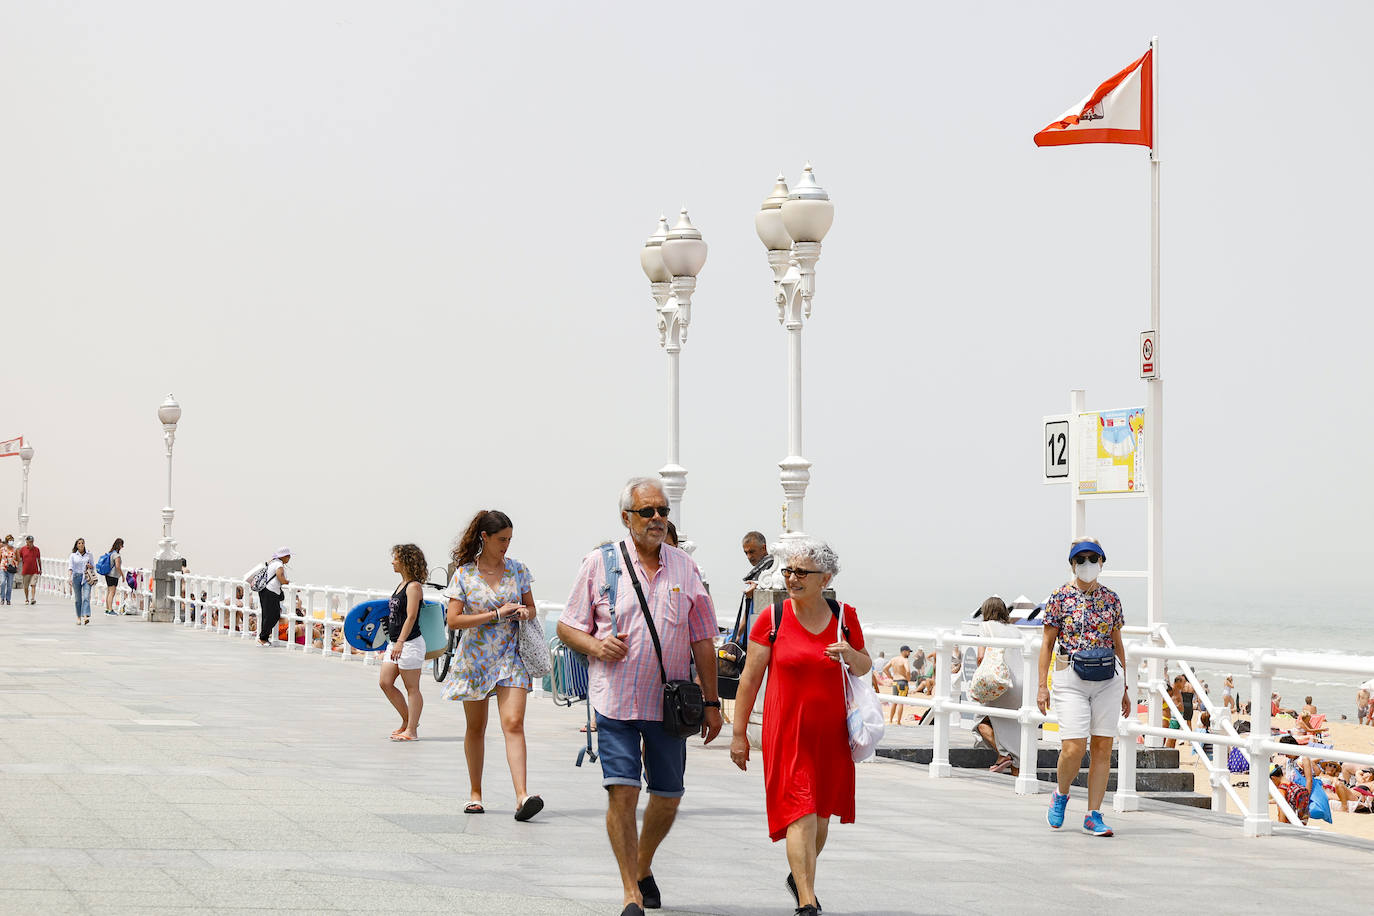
[{"x1": 839, "y1": 604, "x2": 885, "y2": 762}]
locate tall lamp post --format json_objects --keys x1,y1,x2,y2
[
  {"x1": 755, "y1": 164, "x2": 834, "y2": 540},
  {"x1": 641, "y1": 209, "x2": 707, "y2": 553},
  {"x1": 156, "y1": 395, "x2": 182, "y2": 561},
  {"x1": 17, "y1": 444, "x2": 34, "y2": 537}
]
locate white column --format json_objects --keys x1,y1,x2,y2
[
  {"x1": 1015, "y1": 633, "x2": 1043, "y2": 796},
  {"x1": 659, "y1": 278, "x2": 693, "y2": 547},
  {"x1": 929, "y1": 630, "x2": 952, "y2": 778},
  {"x1": 1244, "y1": 652, "x2": 1274, "y2": 837},
  {"x1": 1114, "y1": 641, "x2": 1141, "y2": 812}
]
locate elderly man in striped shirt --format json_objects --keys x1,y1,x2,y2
[{"x1": 558, "y1": 476, "x2": 723, "y2": 916}]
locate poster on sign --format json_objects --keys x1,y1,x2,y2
[
  {"x1": 0, "y1": 437, "x2": 23, "y2": 458},
  {"x1": 1076, "y1": 409, "x2": 1145, "y2": 496}
]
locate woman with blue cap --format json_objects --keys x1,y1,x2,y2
[{"x1": 1036, "y1": 537, "x2": 1129, "y2": 836}]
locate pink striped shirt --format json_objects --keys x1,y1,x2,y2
[{"x1": 560, "y1": 538, "x2": 716, "y2": 721}]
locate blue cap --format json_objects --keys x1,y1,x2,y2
[{"x1": 1069, "y1": 540, "x2": 1106, "y2": 562}]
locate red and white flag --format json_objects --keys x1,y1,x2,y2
[
  {"x1": 0, "y1": 437, "x2": 23, "y2": 457},
  {"x1": 1034, "y1": 49, "x2": 1153, "y2": 148}
]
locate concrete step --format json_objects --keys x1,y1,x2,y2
[
  {"x1": 1037, "y1": 768, "x2": 1196, "y2": 793},
  {"x1": 1147, "y1": 791, "x2": 1213, "y2": 809},
  {"x1": 877, "y1": 745, "x2": 1181, "y2": 770}
]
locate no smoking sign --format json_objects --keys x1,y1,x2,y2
[{"x1": 1139, "y1": 330, "x2": 1158, "y2": 379}]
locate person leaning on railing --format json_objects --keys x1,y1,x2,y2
[{"x1": 1037, "y1": 537, "x2": 1130, "y2": 838}]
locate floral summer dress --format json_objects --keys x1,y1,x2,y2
[{"x1": 441, "y1": 557, "x2": 534, "y2": 701}]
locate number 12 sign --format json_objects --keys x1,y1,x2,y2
[{"x1": 1044, "y1": 417, "x2": 1069, "y2": 483}]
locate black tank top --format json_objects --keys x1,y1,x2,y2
[{"x1": 387, "y1": 582, "x2": 424, "y2": 641}]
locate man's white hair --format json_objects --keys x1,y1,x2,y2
[
  {"x1": 778, "y1": 537, "x2": 841, "y2": 577},
  {"x1": 618, "y1": 476, "x2": 667, "y2": 512}
]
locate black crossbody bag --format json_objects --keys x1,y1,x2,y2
[{"x1": 620, "y1": 544, "x2": 706, "y2": 739}]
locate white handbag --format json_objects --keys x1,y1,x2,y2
[
  {"x1": 839, "y1": 604, "x2": 885, "y2": 763},
  {"x1": 969, "y1": 647, "x2": 1013, "y2": 704},
  {"x1": 516, "y1": 615, "x2": 553, "y2": 678}
]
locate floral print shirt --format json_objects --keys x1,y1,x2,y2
[
  {"x1": 1042, "y1": 582, "x2": 1124, "y2": 654},
  {"x1": 440, "y1": 557, "x2": 534, "y2": 700}
]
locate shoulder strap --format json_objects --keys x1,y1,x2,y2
[
  {"x1": 619, "y1": 542, "x2": 668, "y2": 685},
  {"x1": 768, "y1": 599, "x2": 785, "y2": 643},
  {"x1": 771, "y1": 598, "x2": 849, "y2": 642},
  {"x1": 598, "y1": 542, "x2": 621, "y2": 633}
]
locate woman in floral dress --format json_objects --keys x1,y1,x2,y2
[{"x1": 442, "y1": 509, "x2": 543, "y2": 821}]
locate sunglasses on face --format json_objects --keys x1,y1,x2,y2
[
  {"x1": 781, "y1": 567, "x2": 822, "y2": 580},
  {"x1": 1073, "y1": 554, "x2": 1102, "y2": 565},
  {"x1": 627, "y1": 506, "x2": 671, "y2": 519}
]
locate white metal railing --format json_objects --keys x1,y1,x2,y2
[
  {"x1": 39, "y1": 556, "x2": 153, "y2": 615},
  {"x1": 1117, "y1": 638, "x2": 1374, "y2": 836}
]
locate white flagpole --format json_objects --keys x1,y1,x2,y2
[{"x1": 1146, "y1": 34, "x2": 1163, "y2": 634}]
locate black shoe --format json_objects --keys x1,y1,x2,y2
[
  {"x1": 786, "y1": 874, "x2": 821, "y2": 914},
  {"x1": 795, "y1": 907, "x2": 819, "y2": 916},
  {"x1": 619, "y1": 905, "x2": 645, "y2": 916},
  {"x1": 637, "y1": 875, "x2": 660, "y2": 909}
]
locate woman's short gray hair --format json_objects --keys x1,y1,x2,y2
[
  {"x1": 779, "y1": 537, "x2": 840, "y2": 577},
  {"x1": 618, "y1": 476, "x2": 667, "y2": 512}
]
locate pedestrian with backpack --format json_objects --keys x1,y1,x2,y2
[
  {"x1": 252, "y1": 548, "x2": 291, "y2": 646},
  {"x1": 99, "y1": 538, "x2": 125, "y2": 615}
]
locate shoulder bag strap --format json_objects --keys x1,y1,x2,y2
[
  {"x1": 768, "y1": 599, "x2": 785, "y2": 643},
  {"x1": 619, "y1": 542, "x2": 668, "y2": 685}
]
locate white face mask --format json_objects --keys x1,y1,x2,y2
[{"x1": 1075, "y1": 561, "x2": 1102, "y2": 583}]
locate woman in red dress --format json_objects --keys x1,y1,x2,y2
[{"x1": 729, "y1": 538, "x2": 871, "y2": 916}]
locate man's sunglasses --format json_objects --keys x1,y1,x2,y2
[
  {"x1": 1073, "y1": 554, "x2": 1102, "y2": 565},
  {"x1": 781, "y1": 567, "x2": 822, "y2": 580},
  {"x1": 627, "y1": 506, "x2": 671, "y2": 518}
]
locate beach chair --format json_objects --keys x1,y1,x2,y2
[{"x1": 548, "y1": 634, "x2": 596, "y2": 764}]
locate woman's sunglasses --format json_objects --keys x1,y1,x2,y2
[
  {"x1": 627, "y1": 506, "x2": 671, "y2": 518},
  {"x1": 781, "y1": 567, "x2": 822, "y2": 580},
  {"x1": 1073, "y1": 554, "x2": 1102, "y2": 565}
]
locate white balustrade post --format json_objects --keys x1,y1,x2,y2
[
  {"x1": 1015, "y1": 633, "x2": 1042, "y2": 795},
  {"x1": 1114, "y1": 641, "x2": 1141, "y2": 812},
  {"x1": 1244, "y1": 652, "x2": 1275, "y2": 837},
  {"x1": 930, "y1": 630, "x2": 952, "y2": 778}
]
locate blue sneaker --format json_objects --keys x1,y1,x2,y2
[
  {"x1": 1083, "y1": 810, "x2": 1113, "y2": 836},
  {"x1": 1047, "y1": 790, "x2": 1069, "y2": 829}
]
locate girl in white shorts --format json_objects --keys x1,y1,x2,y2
[
  {"x1": 1036, "y1": 537, "x2": 1130, "y2": 837},
  {"x1": 381, "y1": 544, "x2": 429, "y2": 742}
]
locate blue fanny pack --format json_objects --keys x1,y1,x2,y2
[{"x1": 1071, "y1": 647, "x2": 1118, "y2": 681}]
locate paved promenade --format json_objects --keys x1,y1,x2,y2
[{"x1": 2, "y1": 596, "x2": 1370, "y2": 915}]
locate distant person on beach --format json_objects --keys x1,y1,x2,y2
[
  {"x1": 1357, "y1": 687, "x2": 1371, "y2": 726},
  {"x1": 1037, "y1": 537, "x2": 1129, "y2": 837},
  {"x1": 975, "y1": 596, "x2": 1023, "y2": 776},
  {"x1": 1223, "y1": 676, "x2": 1236, "y2": 715},
  {"x1": 380, "y1": 543, "x2": 428, "y2": 742},
  {"x1": 18, "y1": 535, "x2": 41, "y2": 604},
  {"x1": 101, "y1": 538, "x2": 125, "y2": 615},
  {"x1": 1272, "y1": 693, "x2": 1298, "y2": 718},
  {"x1": 556, "y1": 477, "x2": 721, "y2": 916},
  {"x1": 1, "y1": 535, "x2": 17, "y2": 605},
  {"x1": 442, "y1": 510, "x2": 543, "y2": 822},
  {"x1": 254, "y1": 548, "x2": 291, "y2": 646},
  {"x1": 68, "y1": 538, "x2": 95, "y2": 625},
  {"x1": 729, "y1": 537, "x2": 870, "y2": 916},
  {"x1": 885, "y1": 647, "x2": 912, "y2": 725}
]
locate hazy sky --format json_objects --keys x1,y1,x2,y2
[{"x1": 4, "y1": 2, "x2": 1370, "y2": 624}]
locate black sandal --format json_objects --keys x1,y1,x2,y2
[{"x1": 514, "y1": 795, "x2": 543, "y2": 822}]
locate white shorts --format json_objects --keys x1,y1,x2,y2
[
  {"x1": 385, "y1": 638, "x2": 426, "y2": 670},
  {"x1": 1053, "y1": 662, "x2": 1125, "y2": 739}
]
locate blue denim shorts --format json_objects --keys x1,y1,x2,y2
[{"x1": 595, "y1": 711, "x2": 687, "y2": 798}]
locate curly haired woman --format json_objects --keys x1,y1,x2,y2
[{"x1": 381, "y1": 543, "x2": 428, "y2": 741}]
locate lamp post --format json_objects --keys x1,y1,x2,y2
[
  {"x1": 156, "y1": 395, "x2": 182, "y2": 561},
  {"x1": 755, "y1": 163, "x2": 834, "y2": 540},
  {"x1": 641, "y1": 209, "x2": 707, "y2": 553},
  {"x1": 17, "y1": 444, "x2": 33, "y2": 537}
]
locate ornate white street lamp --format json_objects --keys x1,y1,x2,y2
[
  {"x1": 17, "y1": 443, "x2": 34, "y2": 537},
  {"x1": 756, "y1": 163, "x2": 834, "y2": 540},
  {"x1": 156, "y1": 395, "x2": 182, "y2": 561},
  {"x1": 642, "y1": 208, "x2": 707, "y2": 552}
]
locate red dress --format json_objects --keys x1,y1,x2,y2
[{"x1": 749, "y1": 599, "x2": 866, "y2": 842}]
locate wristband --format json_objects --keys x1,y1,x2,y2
[{"x1": 703, "y1": 700, "x2": 721, "y2": 708}]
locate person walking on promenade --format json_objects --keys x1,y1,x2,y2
[
  {"x1": 556, "y1": 477, "x2": 722, "y2": 916},
  {"x1": 442, "y1": 510, "x2": 543, "y2": 822},
  {"x1": 18, "y1": 535, "x2": 41, "y2": 604},
  {"x1": 256, "y1": 548, "x2": 291, "y2": 646},
  {"x1": 1, "y1": 535, "x2": 18, "y2": 605},
  {"x1": 728, "y1": 538, "x2": 871, "y2": 916},
  {"x1": 101, "y1": 538, "x2": 125, "y2": 615},
  {"x1": 381, "y1": 544, "x2": 428, "y2": 742},
  {"x1": 1037, "y1": 537, "x2": 1129, "y2": 837},
  {"x1": 68, "y1": 538, "x2": 96, "y2": 625},
  {"x1": 975, "y1": 596, "x2": 1024, "y2": 776}
]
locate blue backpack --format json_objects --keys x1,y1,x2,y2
[{"x1": 95, "y1": 552, "x2": 114, "y2": 576}]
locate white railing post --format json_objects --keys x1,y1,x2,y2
[
  {"x1": 1244, "y1": 651, "x2": 1274, "y2": 837},
  {"x1": 1145, "y1": 628, "x2": 1163, "y2": 747},
  {"x1": 1015, "y1": 633, "x2": 1042, "y2": 796},
  {"x1": 929, "y1": 630, "x2": 952, "y2": 779},
  {"x1": 1115, "y1": 641, "x2": 1141, "y2": 812}
]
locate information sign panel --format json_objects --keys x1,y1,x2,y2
[{"x1": 1077, "y1": 407, "x2": 1146, "y2": 496}]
